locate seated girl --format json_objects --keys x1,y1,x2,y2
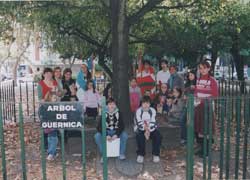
[{"x1": 168, "y1": 87, "x2": 185, "y2": 123}]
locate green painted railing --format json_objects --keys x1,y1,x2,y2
[
  {"x1": 186, "y1": 95, "x2": 250, "y2": 180},
  {"x1": 0, "y1": 99, "x2": 108, "y2": 180}
]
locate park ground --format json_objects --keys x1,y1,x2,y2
[{"x1": 1, "y1": 118, "x2": 244, "y2": 180}]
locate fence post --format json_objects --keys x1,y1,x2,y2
[
  {"x1": 40, "y1": 123, "x2": 46, "y2": 180},
  {"x1": 186, "y1": 95, "x2": 194, "y2": 180},
  {"x1": 60, "y1": 129, "x2": 66, "y2": 180},
  {"x1": 242, "y1": 97, "x2": 250, "y2": 179},
  {"x1": 202, "y1": 100, "x2": 208, "y2": 180},
  {"x1": 18, "y1": 103, "x2": 27, "y2": 180},
  {"x1": 219, "y1": 98, "x2": 225, "y2": 179},
  {"x1": 207, "y1": 99, "x2": 213, "y2": 180},
  {"x1": 0, "y1": 102, "x2": 7, "y2": 180},
  {"x1": 26, "y1": 82, "x2": 29, "y2": 116},
  {"x1": 81, "y1": 121, "x2": 86, "y2": 180},
  {"x1": 234, "y1": 96, "x2": 241, "y2": 179},
  {"x1": 32, "y1": 82, "x2": 36, "y2": 122},
  {"x1": 101, "y1": 97, "x2": 108, "y2": 180},
  {"x1": 225, "y1": 98, "x2": 232, "y2": 179},
  {"x1": 13, "y1": 80, "x2": 16, "y2": 122}
]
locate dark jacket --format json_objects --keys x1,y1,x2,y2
[
  {"x1": 184, "y1": 80, "x2": 196, "y2": 95},
  {"x1": 97, "y1": 108, "x2": 124, "y2": 137},
  {"x1": 167, "y1": 73, "x2": 184, "y2": 91},
  {"x1": 61, "y1": 79, "x2": 78, "y2": 101}
]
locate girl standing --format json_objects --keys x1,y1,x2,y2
[
  {"x1": 194, "y1": 61, "x2": 218, "y2": 156},
  {"x1": 83, "y1": 81, "x2": 101, "y2": 118},
  {"x1": 61, "y1": 68, "x2": 78, "y2": 102},
  {"x1": 129, "y1": 78, "x2": 141, "y2": 113},
  {"x1": 76, "y1": 62, "x2": 92, "y2": 101},
  {"x1": 38, "y1": 68, "x2": 60, "y2": 161}
]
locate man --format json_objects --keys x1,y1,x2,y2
[
  {"x1": 156, "y1": 58, "x2": 170, "y2": 85},
  {"x1": 167, "y1": 65, "x2": 184, "y2": 91}
]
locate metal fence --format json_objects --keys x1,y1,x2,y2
[
  {"x1": 0, "y1": 79, "x2": 110, "y2": 124},
  {"x1": 0, "y1": 80, "x2": 16, "y2": 123},
  {"x1": 0, "y1": 101, "x2": 108, "y2": 180},
  {"x1": 186, "y1": 95, "x2": 250, "y2": 179},
  {"x1": 218, "y1": 80, "x2": 250, "y2": 96}
]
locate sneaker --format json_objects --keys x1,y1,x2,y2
[
  {"x1": 100, "y1": 157, "x2": 103, "y2": 164},
  {"x1": 137, "y1": 155, "x2": 144, "y2": 163},
  {"x1": 153, "y1": 156, "x2": 160, "y2": 163},
  {"x1": 47, "y1": 154, "x2": 55, "y2": 161},
  {"x1": 119, "y1": 154, "x2": 126, "y2": 160}
]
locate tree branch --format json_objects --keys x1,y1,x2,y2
[
  {"x1": 129, "y1": 33, "x2": 162, "y2": 45},
  {"x1": 155, "y1": 1, "x2": 198, "y2": 10},
  {"x1": 128, "y1": 0, "x2": 198, "y2": 26},
  {"x1": 101, "y1": 29, "x2": 111, "y2": 47},
  {"x1": 23, "y1": 1, "x2": 99, "y2": 12},
  {"x1": 128, "y1": 0, "x2": 164, "y2": 26},
  {"x1": 73, "y1": 28, "x2": 103, "y2": 48}
]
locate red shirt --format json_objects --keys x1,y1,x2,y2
[
  {"x1": 194, "y1": 75, "x2": 218, "y2": 98},
  {"x1": 39, "y1": 80, "x2": 58, "y2": 99}
]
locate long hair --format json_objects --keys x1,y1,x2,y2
[
  {"x1": 53, "y1": 66, "x2": 62, "y2": 80},
  {"x1": 86, "y1": 80, "x2": 96, "y2": 93},
  {"x1": 42, "y1": 67, "x2": 53, "y2": 80},
  {"x1": 199, "y1": 61, "x2": 212, "y2": 76},
  {"x1": 62, "y1": 68, "x2": 72, "y2": 80},
  {"x1": 173, "y1": 87, "x2": 183, "y2": 98}
]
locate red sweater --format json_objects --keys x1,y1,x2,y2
[
  {"x1": 39, "y1": 80, "x2": 58, "y2": 99},
  {"x1": 194, "y1": 75, "x2": 218, "y2": 98}
]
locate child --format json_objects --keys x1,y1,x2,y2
[
  {"x1": 61, "y1": 68, "x2": 78, "y2": 101},
  {"x1": 168, "y1": 87, "x2": 185, "y2": 123},
  {"x1": 38, "y1": 68, "x2": 60, "y2": 161},
  {"x1": 164, "y1": 96, "x2": 173, "y2": 114},
  {"x1": 135, "y1": 96, "x2": 162, "y2": 163},
  {"x1": 154, "y1": 83, "x2": 168, "y2": 113},
  {"x1": 94, "y1": 98, "x2": 128, "y2": 162},
  {"x1": 194, "y1": 61, "x2": 218, "y2": 157},
  {"x1": 184, "y1": 70, "x2": 196, "y2": 95},
  {"x1": 129, "y1": 78, "x2": 141, "y2": 113},
  {"x1": 83, "y1": 81, "x2": 101, "y2": 118},
  {"x1": 180, "y1": 70, "x2": 197, "y2": 145}
]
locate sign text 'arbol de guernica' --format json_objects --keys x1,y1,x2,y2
[{"x1": 38, "y1": 102, "x2": 84, "y2": 129}]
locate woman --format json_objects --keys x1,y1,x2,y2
[
  {"x1": 61, "y1": 68, "x2": 78, "y2": 101},
  {"x1": 184, "y1": 70, "x2": 196, "y2": 95},
  {"x1": 38, "y1": 68, "x2": 60, "y2": 161},
  {"x1": 76, "y1": 62, "x2": 92, "y2": 101},
  {"x1": 53, "y1": 67, "x2": 64, "y2": 99},
  {"x1": 194, "y1": 61, "x2": 218, "y2": 156},
  {"x1": 136, "y1": 60, "x2": 156, "y2": 99},
  {"x1": 83, "y1": 81, "x2": 101, "y2": 118},
  {"x1": 180, "y1": 70, "x2": 197, "y2": 145}
]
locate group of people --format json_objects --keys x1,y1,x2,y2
[
  {"x1": 38, "y1": 56, "x2": 218, "y2": 163},
  {"x1": 38, "y1": 62, "x2": 101, "y2": 161},
  {"x1": 128, "y1": 58, "x2": 218, "y2": 161}
]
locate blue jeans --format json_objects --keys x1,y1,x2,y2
[
  {"x1": 180, "y1": 107, "x2": 187, "y2": 141},
  {"x1": 47, "y1": 130, "x2": 58, "y2": 156},
  {"x1": 94, "y1": 130, "x2": 128, "y2": 156}
]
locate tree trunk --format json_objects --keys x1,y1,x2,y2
[
  {"x1": 98, "y1": 52, "x2": 113, "y2": 79},
  {"x1": 13, "y1": 57, "x2": 21, "y2": 86},
  {"x1": 110, "y1": 0, "x2": 132, "y2": 127},
  {"x1": 231, "y1": 34, "x2": 244, "y2": 93},
  {"x1": 211, "y1": 50, "x2": 217, "y2": 76}
]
